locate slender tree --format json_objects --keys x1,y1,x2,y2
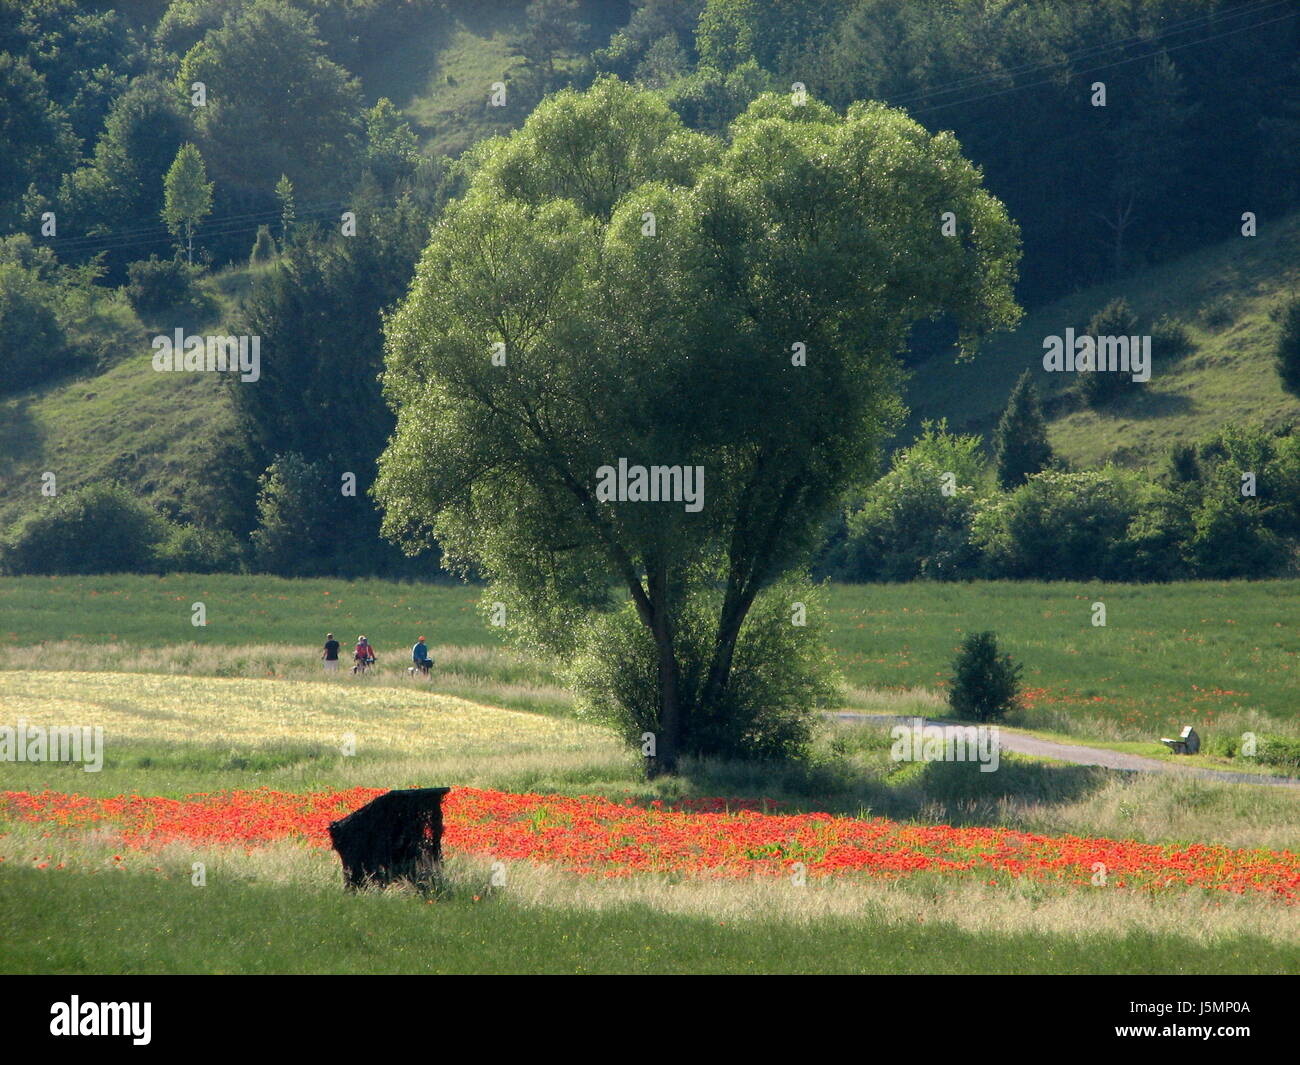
[
  {"x1": 161, "y1": 142, "x2": 213, "y2": 264},
  {"x1": 994, "y1": 370, "x2": 1053, "y2": 489},
  {"x1": 275, "y1": 174, "x2": 295, "y2": 245},
  {"x1": 1277, "y1": 296, "x2": 1300, "y2": 399}
]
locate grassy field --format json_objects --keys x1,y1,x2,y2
[
  {"x1": 7, "y1": 865, "x2": 1291, "y2": 975},
  {"x1": 3, "y1": 574, "x2": 1298, "y2": 974},
  {"x1": 3, "y1": 574, "x2": 1296, "y2": 740}
]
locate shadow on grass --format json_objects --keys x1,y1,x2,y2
[
  {"x1": 0, "y1": 396, "x2": 42, "y2": 463},
  {"x1": 613, "y1": 750, "x2": 1112, "y2": 828}
]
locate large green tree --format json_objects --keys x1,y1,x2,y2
[
  {"x1": 375, "y1": 77, "x2": 1020, "y2": 771},
  {"x1": 177, "y1": 0, "x2": 362, "y2": 201}
]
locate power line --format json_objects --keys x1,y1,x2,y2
[{"x1": 883, "y1": 0, "x2": 1289, "y2": 110}]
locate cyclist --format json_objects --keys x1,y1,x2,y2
[
  {"x1": 352, "y1": 635, "x2": 376, "y2": 674},
  {"x1": 411, "y1": 636, "x2": 431, "y2": 677}
]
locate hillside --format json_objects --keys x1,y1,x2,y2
[
  {"x1": 0, "y1": 271, "x2": 246, "y2": 531},
  {"x1": 905, "y1": 211, "x2": 1300, "y2": 467},
  {"x1": 11, "y1": 211, "x2": 1298, "y2": 538},
  {"x1": 355, "y1": 1, "x2": 628, "y2": 159}
]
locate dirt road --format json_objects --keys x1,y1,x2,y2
[{"x1": 832, "y1": 712, "x2": 1300, "y2": 789}]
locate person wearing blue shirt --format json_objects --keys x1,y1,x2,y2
[{"x1": 411, "y1": 636, "x2": 431, "y2": 676}]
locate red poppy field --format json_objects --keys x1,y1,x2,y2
[{"x1": 3, "y1": 785, "x2": 1297, "y2": 903}]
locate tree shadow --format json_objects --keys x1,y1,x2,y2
[
  {"x1": 657, "y1": 751, "x2": 1112, "y2": 829},
  {"x1": 1118, "y1": 389, "x2": 1196, "y2": 420},
  {"x1": 0, "y1": 397, "x2": 43, "y2": 463}
]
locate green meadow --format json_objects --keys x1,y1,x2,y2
[{"x1": 3, "y1": 574, "x2": 1296, "y2": 738}]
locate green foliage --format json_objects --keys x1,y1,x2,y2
[
  {"x1": 1254, "y1": 735, "x2": 1300, "y2": 771},
  {"x1": 0, "y1": 52, "x2": 78, "y2": 227},
  {"x1": 177, "y1": 0, "x2": 363, "y2": 201},
  {"x1": 1121, "y1": 487, "x2": 1194, "y2": 581},
  {"x1": 948, "y1": 631, "x2": 1021, "y2": 723},
  {"x1": 1150, "y1": 314, "x2": 1194, "y2": 363},
  {"x1": 517, "y1": 0, "x2": 588, "y2": 84},
  {"x1": 233, "y1": 201, "x2": 433, "y2": 577},
  {"x1": 1079, "y1": 298, "x2": 1141, "y2": 408},
  {"x1": 249, "y1": 453, "x2": 339, "y2": 577},
  {"x1": 1183, "y1": 470, "x2": 1287, "y2": 579},
  {"x1": 993, "y1": 370, "x2": 1053, "y2": 490},
  {"x1": 661, "y1": 59, "x2": 775, "y2": 133},
  {"x1": 124, "y1": 255, "x2": 200, "y2": 318},
  {"x1": 571, "y1": 580, "x2": 838, "y2": 761},
  {"x1": 744, "y1": 0, "x2": 1300, "y2": 304},
  {"x1": 973, "y1": 468, "x2": 1144, "y2": 580},
  {"x1": 697, "y1": 0, "x2": 847, "y2": 73},
  {"x1": 56, "y1": 75, "x2": 190, "y2": 275},
  {"x1": 249, "y1": 225, "x2": 276, "y2": 266},
  {"x1": 1, "y1": 482, "x2": 168, "y2": 575},
  {"x1": 274, "y1": 173, "x2": 295, "y2": 244},
  {"x1": 0, "y1": 262, "x2": 69, "y2": 393},
  {"x1": 1277, "y1": 296, "x2": 1300, "y2": 399},
  {"x1": 362, "y1": 97, "x2": 418, "y2": 190},
  {"x1": 154, "y1": 522, "x2": 244, "y2": 574},
  {"x1": 839, "y1": 422, "x2": 986, "y2": 581}
]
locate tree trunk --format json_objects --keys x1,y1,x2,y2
[{"x1": 646, "y1": 560, "x2": 681, "y2": 776}]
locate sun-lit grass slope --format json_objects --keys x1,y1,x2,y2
[
  {"x1": 355, "y1": 2, "x2": 529, "y2": 158},
  {"x1": 356, "y1": 1, "x2": 627, "y2": 160},
  {"x1": 0, "y1": 265, "x2": 256, "y2": 531},
  {"x1": 906, "y1": 211, "x2": 1300, "y2": 467}
]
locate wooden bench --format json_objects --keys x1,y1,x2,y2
[{"x1": 1160, "y1": 726, "x2": 1200, "y2": 756}]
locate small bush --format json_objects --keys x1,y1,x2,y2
[
  {"x1": 249, "y1": 225, "x2": 277, "y2": 266},
  {"x1": 1150, "y1": 314, "x2": 1194, "y2": 363},
  {"x1": 948, "y1": 631, "x2": 1022, "y2": 723},
  {"x1": 1078, "y1": 298, "x2": 1140, "y2": 408},
  {"x1": 1255, "y1": 735, "x2": 1300, "y2": 771},
  {"x1": 0, "y1": 262, "x2": 68, "y2": 393},
  {"x1": 1276, "y1": 296, "x2": 1300, "y2": 399},
  {"x1": 124, "y1": 256, "x2": 206, "y2": 319},
  {"x1": 1199, "y1": 295, "x2": 1235, "y2": 330},
  {"x1": 1, "y1": 482, "x2": 168, "y2": 575},
  {"x1": 155, "y1": 524, "x2": 243, "y2": 573}
]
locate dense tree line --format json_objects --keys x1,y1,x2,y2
[
  {"x1": 818, "y1": 418, "x2": 1300, "y2": 583},
  {"x1": 596, "y1": 0, "x2": 1300, "y2": 306}
]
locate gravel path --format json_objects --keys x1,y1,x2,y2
[{"x1": 832, "y1": 713, "x2": 1300, "y2": 789}]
